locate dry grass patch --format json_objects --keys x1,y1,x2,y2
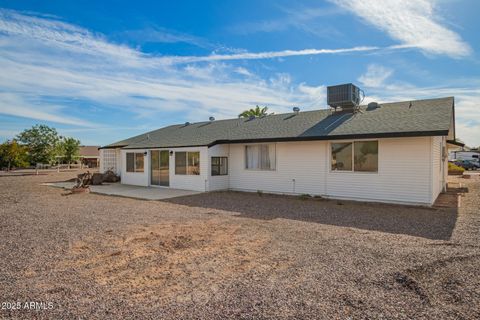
[{"x1": 62, "y1": 219, "x2": 275, "y2": 304}]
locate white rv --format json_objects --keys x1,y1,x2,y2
[{"x1": 449, "y1": 151, "x2": 480, "y2": 164}]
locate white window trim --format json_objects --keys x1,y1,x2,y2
[
  {"x1": 126, "y1": 152, "x2": 145, "y2": 173},
  {"x1": 244, "y1": 143, "x2": 277, "y2": 171},
  {"x1": 329, "y1": 140, "x2": 379, "y2": 174},
  {"x1": 175, "y1": 151, "x2": 201, "y2": 175},
  {"x1": 211, "y1": 156, "x2": 228, "y2": 176}
]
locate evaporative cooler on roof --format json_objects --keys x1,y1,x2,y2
[{"x1": 327, "y1": 83, "x2": 364, "y2": 112}]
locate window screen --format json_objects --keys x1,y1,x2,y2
[
  {"x1": 126, "y1": 152, "x2": 144, "y2": 172},
  {"x1": 331, "y1": 141, "x2": 378, "y2": 172},
  {"x1": 354, "y1": 141, "x2": 378, "y2": 172},
  {"x1": 331, "y1": 143, "x2": 352, "y2": 171},
  {"x1": 175, "y1": 152, "x2": 187, "y2": 175},
  {"x1": 211, "y1": 157, "x2": 228, "y2": 176},
  {"x1": 175, "y1": 151, "x2": 200, "y2": 175},
  {"x1": 245, "y1": 144, "x2": 276, "y2": 170},
  {"x1": 126, "y1": 153, "x2": 134, "y2": 172}
]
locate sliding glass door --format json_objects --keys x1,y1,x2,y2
[
  {"x1": 159, "y1": 150, "x2": 169, "y2": 186},
  {"x1": 151, "y1": 150, "x2": 169, "y2": 186}
]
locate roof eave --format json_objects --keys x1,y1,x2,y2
[
  {"x1": 98, "y1": 145, "x2": 127, "y2": 150},
  {"x1": 113, "y1": 130, "x2": 449, "y2": 149},
  {"x1": 446, "y1": 139, "x2": 465, "y2": 147},
  {"x1": 209, "y1": 130, "x2": 450, "y2": 146},
  {"x1": 122, "y1": 143, "x2": 209, "y2": 150}
]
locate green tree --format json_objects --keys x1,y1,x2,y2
[
  {"x1": 58, "y1": 137, "x2": 81, "y2": 166},
  {"x1": 0, "y1": 140, "x2": 29, "y2": 170},
  {"x1": 238, "y1": 105, "x2": 271, "y2": 118},
  {"x1": 16, "y1": 125, "x2": 60, "y2": 165}
]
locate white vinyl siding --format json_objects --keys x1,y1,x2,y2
[
  {"x1": 229, "y1": 141, "x2": 327, "y2": 195},
  {"x1": 431, "y1": 136, "x2": 446, "y2": 203},
  {"x1": 121, "y1": 149, "x2": 149, "y2": 186},
  {"x1": 208, "y1": 144, "x2": 230, "y2": 191},
  {"x1": 229, "y1": 137, "x2": 436, "y2": 205},
  {"x1": 113, "y1": 136, "x2": 444, "y2": 205},
  {"x1": 120, "y1": 147, "x2": 208, "y2": 191},
  {"x1": 325, "y1": 137, "x2": 432, "y2": 204},
  {"x1": 170, "y1": 147, "x2": 208, "y2": 191}
]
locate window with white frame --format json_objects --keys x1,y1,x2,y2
[
  {"x1": 211, "y1": 157, "x2": 228, "y2": 176},
  {"x1": 331, "y1": 141, "x2": 378, "y2": 172},
  {"x1": 331, "y1": 142, "x2": 352, "y2": 171},
  {"x1": 126, "y1": 152, "x2": 144, "y2": 172},
  {"x1": 245, "y1": 144, "x2": 276, "y2": 170},
  {"x1": 175, "y1": 151, "x2": 200, "y2": 175}
]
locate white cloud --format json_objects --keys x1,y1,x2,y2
[
  {"x1": 0, "y1": 129, "x2": 21, "y2": 141},
  {"x1": 235, "y1": 67, "x2": 254, "y2": 77},
  {"x1": 229, "y1": 5, "x2": 344, "y2": 38},
  {"x1": 0, "y1": 93, "x2": 95, "y2": 127},
  {"x1": 1, "y1": 9, "x2": 361, "y2": 128},
  {"x1": 0, "y1": 9, "x2": 144, "y2": 66},
  {"x1": 359, "y1": 70, "x2": 480, "y2": 147},
  {"x1": 358, "y1": 64, "x2": 394, "y2": 88},
  {"x1": 1, "y1": 9, "x2": 477, "y2": 147},
  {"x1": 0, "y1": 8, "x2": 381, "y2": 68},
  {"x1": 120, "y1": 26, "x2": 215, "y2": 49},
  {"x1": 332, "y1": 0, "x2": 471, "y2": 57},
  {"x1": 159, "y1": 46, "x2": 380, "y2": 64}
]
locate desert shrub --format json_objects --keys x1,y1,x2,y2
[
  {"x1": 448, "y1": 162, "x2": 465, "y2": 175},
  {"x1": 299, "y1": 194, "x2": 312, "y2": 200}
]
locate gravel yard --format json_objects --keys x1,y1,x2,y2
[{"x1": 1, "y1": 171, "x2": 479, "y2": 319}]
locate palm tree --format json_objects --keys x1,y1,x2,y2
[{"x1": 238, "y1": 105, "x2": 270, "y2": 118}]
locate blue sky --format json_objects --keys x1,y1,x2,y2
[{"x1": 0, "y1": 0, "x2": 479, "y2": 146}]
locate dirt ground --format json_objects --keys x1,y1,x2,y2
[{"x1": 0, "y1": 171, "x2": 479, "y2": 319}]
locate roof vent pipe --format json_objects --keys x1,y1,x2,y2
[
  {"x1": 293, "y1": 107, "x2": 300, "y2": 114},
  {"x1": 209, "y1": 116, "x2": 215, "y2": 121}
]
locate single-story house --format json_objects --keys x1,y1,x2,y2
[{"x1": 100, "y1": 96, "x2": 457, "y2": 206}]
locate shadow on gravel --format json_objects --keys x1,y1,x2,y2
[
  {"x1": 164, "y1": 191, "x2": 458, "y2": 240},
  {"x1": 391, "y1": 254, "x2": 480, "y2": 309}
]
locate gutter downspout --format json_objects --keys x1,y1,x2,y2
[
  {"x1": 442, "y1": 136, "x2": 447, "y2": 193},
  {"x1": 324, "y1": 142, "x2": 328, "y2": 197},
  {"x1": 429, "y1": 137, "x2": 434, "y2": 205}
]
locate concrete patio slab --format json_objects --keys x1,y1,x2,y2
[{"x1": 43, "y1": 182, "x2": 201, "y2": 200}]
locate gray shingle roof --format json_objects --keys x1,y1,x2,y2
[{"x1": 102, "y1": 97, "x2": 454, "y2": 149}]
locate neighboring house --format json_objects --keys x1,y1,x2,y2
[
  {"x1": 447, "y1": 140, "x2": 465, "y2": 155},
  {"x1": 100, "y1": 95, "x2": 457, "y2": 206},
  {"x1": 78, "y1": 146, "x2": 100, "y2": 168}
]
